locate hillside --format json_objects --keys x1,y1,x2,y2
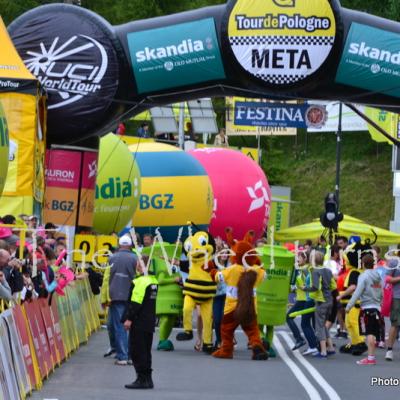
[{"x1": 230, "y1": 130, "x2": 394, "y2": 229}]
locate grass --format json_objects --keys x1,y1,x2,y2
[{"x1": 230, "y1": 130, "x2": 394, "y2": 229}]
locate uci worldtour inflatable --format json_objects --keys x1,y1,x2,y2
[{"x1": 7, "y1": 0, "x2": 400, "y2": 146}]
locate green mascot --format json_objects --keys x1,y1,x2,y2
[
  {"x1": 257, "y1": 245, "x2": 294, "y2": 357},
  {"x1": 142, "y1": 243, "x2": 183, "y2": 351}
]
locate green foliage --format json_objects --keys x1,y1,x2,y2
[
  {"x1": 264, "y1": 130, "x2": 393, "y2": 227},
  {"x1": 2, "y1": 0, "x2": 399, "y2": 26}
]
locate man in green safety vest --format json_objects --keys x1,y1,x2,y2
[{"x1": 123, "y1": 260, "x2": 158, "y2": 389}]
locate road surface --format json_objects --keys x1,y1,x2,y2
[{"x1": 30, "y1": 328, "x2": 400, "y2": 400}]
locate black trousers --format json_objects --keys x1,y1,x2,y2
[{"x1": 129, "y1": 327, "x2": 153, "y2": 375}]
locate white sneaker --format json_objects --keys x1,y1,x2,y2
[
  {"x1": 114, "y1": 360, "x2": 128, "y2": 366},
  {"x1": 302, "y1": 348, "x2": 318, "y2": 356},
  {"x1": 385, "y1": 350, "x2": 393, "y2": 361}
]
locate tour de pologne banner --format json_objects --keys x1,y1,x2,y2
[
  {"x1": 336, "y1": 23, "x2": 400, "y2": 99},
  {"x1": 44, "y1": 149, "x2": 97, "y2": 227},
  {"x1": 233, "y1": 100, "x2": 327, "y2": 129},
  {"x1": 127, "y1": 18, "x2": 225, "y2": 94}
]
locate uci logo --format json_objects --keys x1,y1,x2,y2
[
  {"x1": 273, "y1": 0, "x2": 296, "y2": 7},
  {"x1": 24, "y1": 35, "x2": 108, "y2": 110}
]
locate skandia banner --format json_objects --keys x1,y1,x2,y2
[
  {"x1": 227, "y1": 0, "x2": 337, "y2": 86},
  {"x1": 234, "y1": 101, "x2": 327, "y2": 129},
  {"x1": 0, "y1": 101, "x2": 8, "y2": 196},
  {"x1": 336, "y1": 23, "x2": 400, "y2": 99},
  {"x1": 127, "y1": 18, "x2": 225, "y2": 93}
]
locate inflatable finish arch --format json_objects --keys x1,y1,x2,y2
[{"x1": 8, "y1": 0, "x2": 400, "y2": 146}]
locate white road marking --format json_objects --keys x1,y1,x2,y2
[
  {"x1": 278, "y1": 331, "x2": 341, "y2": 400},
  {"x1": 273, "y1": 335, "x2": 323, "y2": 400}
]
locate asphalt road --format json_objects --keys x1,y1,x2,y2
[{"x1": 30, "y1": 328, "x2": 400, "y2": 400}]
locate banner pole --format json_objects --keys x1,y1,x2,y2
[
  {"x1": 335, "y1": 102, "x2": 343, "y2": 210},
  {"x1": 178, "y1": 102, "x2": 185, "y2": 150}
]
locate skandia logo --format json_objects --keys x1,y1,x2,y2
[
  {"x1": 348, "y1": 42, "x2": 400, "y2": 65},
  {"x1": 24, "y1": 35, "x2": 108, "y2": 110},
  {"x1": 96, "y1": 177, "x2": 132, "y2": 200},
  {"x1": 135, "y1": 39, "x2": 207, "y2": 63},
  {"x1": 268, "y1": 269, "x2": 288, "y2": 277}
]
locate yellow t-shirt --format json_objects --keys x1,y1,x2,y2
[{"x1": 216, "y1": 264, "x2": 265, "y2": 315}]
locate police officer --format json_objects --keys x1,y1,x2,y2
[{"x1": 123, "y1": 259, "x2": 158, "y2": 389}]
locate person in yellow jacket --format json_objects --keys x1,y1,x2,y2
[
  {"x1": 100, "y1": 266, "x2": 116, "y2": 358},
  {"x1": 287, "y1": 252, "x2": 319, "y2": 355},
  {"x1": 302, "y1": 251, "x2": 336, "y2": 358}
]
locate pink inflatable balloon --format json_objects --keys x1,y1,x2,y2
[{"x1": 189, "y1": 148, "x2": 271, "y2": 240}]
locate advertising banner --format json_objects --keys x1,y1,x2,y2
[
  {"x1": 307, "y1": 102, "x2": 367, "y2": 132},
  {"x1": 12, "y1": 305, "x2": 39, "y2": 389},
  {"x1": 38, "y1": 299, "x2": 60, "y2": 366},
  {"x1": 0, "y1": 93, "x2": 42, "y2": 197},
  {"x1": 336, "y1": 23, "x2": 400, "y2": 99},
  {"x1": 227, "y1": 0, "x2": 337, "y2": 86},
  {"x1": 269, "y1": 186, "x2": 291, "y2": 232},
  {"x1": 364, "y1": 107, "x2": 399, "y2": 144},
  {"x1": 0, "y1": 320, "x2": 19, "y2": 400},
  {"x1": 49, "y1": 299, "x2": 66, "y2": 362},
  {"x1": 233, "y1": 101, "x2": 327, "y2": 129},
  {"x1": 78, "y1": 151, "x2": 98, "y2": 227},
  {"x1": 0, "y1": 101, "x2": 8, "y2": 196},
  {"x1": 127, "y1": 18, "x2": 225, "y2": 93},
  {"x1": 226, "y1": 97, "x2": 297, "y2": 136},
  {"x1": 23, "y1": 302, "x2": 49, "y2": 379},
  {"x1": 1, "y1": 310, "x2": 31, "y2": 397},
  {"x1": 44, "y1": 149, "x2": 81, "y2": 226}
]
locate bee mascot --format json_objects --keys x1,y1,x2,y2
[{"x1": 176, "y1": 228, "x2": 217, "y2": 353}]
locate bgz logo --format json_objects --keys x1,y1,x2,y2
[
  {"x1": 140, "y1": 194, "x2": 174, "y2": 210},
  {"x1": 273, "y1": 0, "x2": 295, "y2": 7},
  {"x1": 49, "y1": 200, "x2": 74, "y2": 212},
  {"x1": 24, "y1": 35, "x2": 108, "y2": 109}
]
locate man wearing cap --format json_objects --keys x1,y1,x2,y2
[{"x1": 109, "y1": 235, "x2": 138, "y2": 365}]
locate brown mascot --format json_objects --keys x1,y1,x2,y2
[{"x1": 212, "y1": 229, "x2": 268, "y2": 360}]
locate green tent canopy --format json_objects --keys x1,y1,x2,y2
[{"x1": 274, "y1": 214, "x2": 400, "y2": 246}]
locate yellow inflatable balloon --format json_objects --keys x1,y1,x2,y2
[
  {"x1": 130, "y1": 142, "x2": 213, "y2": 242},
  {"x1": 93, "y1": 133, "x2": 141, "y2": 234},
  {"x1": 0, "y1": 102, "x2": 9, "y2": 197}
]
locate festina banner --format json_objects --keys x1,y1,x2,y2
[{"x1": 233, "y1": 101, "x2": 327, "y2": 129}]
